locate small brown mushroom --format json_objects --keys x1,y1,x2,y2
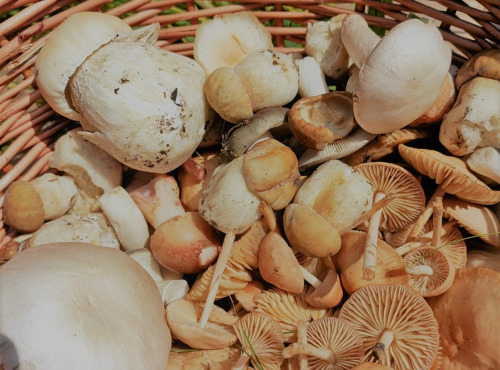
[
  {"x1": 3, "y1": 181, "x2": 44, "y2": 233},
  {"x1": 454, "y1": 49, "x2": 500, "y2": 89}
]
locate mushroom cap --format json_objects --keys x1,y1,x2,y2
[
  {"x1": 289, "y1": 91, "x2": 355, "y2": 150},
  {"x1": 466, "y1": 246, "x2": 500, "y2": 272},
  {"x1": 335, "y1": 231, "x2": 409, "y2": 295},
  {"x1": 35, "y1": 12, "x2": 132, "y2": 121},
  {"x1": 346, "y1": 128, "x2": 427, "y2": 166},
  {"x1": 404, "y1": 247, "x2": 456, "y2": 297},
  {"x1": 193, "y1": 11, "x2": 273, "y2": 74},
  {"x1": 167, "y1": 346, "x2": 241, "y2": 370},
  {"x1": 455, "y1": 49, "x2": 500, "y2": 89},
  {"x1": 295, "y1": 160, "x2": 374, "y2": 234},
  {"x1": 354, "y1": 162, "x2": 425, "y2": 232},
  {"x1": 230, "y1": 218, "x2": 269, "y2": 270},
  {"x1": 351, "y1": 363, "x2": 393, "y2": 370},
  {"x1": 3, "y1": 181, "x2": 44, "y2": 233},
  {"x1": 304, "y1": 317, "x2": 365, "y2": 370},
  {"x1": 339, "y1": 284, "x2": 439, "y2": 369},
  {"x1": 399, "y1": 144, "x2": 500, "y2": 205},
  {"x1": 233, "y1": 312, "x2": 285, "y2": 369},
  {"x1": 234, "y1": 279, "x2": 265, "y2": 311},
  {"x1": 427, "y1": 267, "x2": 500, "y2": 369},
  {"x1": 443, "y1": 197, "x2": 500, "y2": 248},
  {"x1": 0, "y1": 242, "x2": 170, "y2": 370},
  {"x1": 255, "y1": 288, "x2": 333, "y2": 342},
  {"x1": 166, "y1": 299, "x2": 237, "y2": 349},
  {"x1": 305, "y1": 269, "x2": 343, "y2": 309},
  {"x1": 466, "y1": 146, "x2": 500, "y2": 185},
  {"x1": 354, "y1": 19, "x2": 451, "y2": 134}
]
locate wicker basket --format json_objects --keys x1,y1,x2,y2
[{"x1": 0, "y1": 0, "x2": 498, "y2": 245}]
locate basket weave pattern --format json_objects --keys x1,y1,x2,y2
[{"x1": 0, "y1": 0, "x2": 498, "y2": 244}]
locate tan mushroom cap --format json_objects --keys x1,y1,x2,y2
[
  {"x1": 167, "y1": 346, "x2": 241, "y2": 369},
  {"x1": 339, "y1": 284, "x2": 439, "y2": 370},
  {"x1": 233, "y1": 312, "x2": 285, "y2": 369},
  {"x1": 289, "y1": 91, "x2": 355, "y2": 150},
  {"x1": 455, "y1": 49, "x2": 500, "y2": 90},
  {"x1": 305, "y1": 269, "x2": 343, "y2": 309},
  {"x1": 165, "y1": 299, "x2": 237, "y2": 349},
  {"x1": 427, "y1": 267, "x2": 500, "y2": 369},
  {"x1": 404, "y1": 247, "x2": 455, "y2": 297},
  {"x1": 354, "y1": 162, "x2": 425, "y2": 232},
  {"x1": 335, "y1": 231, "x2": 409, "y2": 295},
  {"x1": 234, "y1": 279, "x2": 265, "y2": 311},
  {"x1": 230, "y1": 218, "x2": 269, "y2": 270},
  {"x1": 443, "y1": 197, "x2": 500, "y2": 248},
  {"x1": 255, "y1": 288, "x2": 333, "y2": 342},
  {"x1": 3, "y1": 181, "x2": 44, "y2": 233},
  {"x1": 351, "y1": 363, "x2": 393, "y2": 370},
  {"x1": 466, "y1": 244, "x2": 500, "y2": 271},
  {"x1": 398, "y1": 144, "x2": 500, "y2": 205},
  {"x1": 347, "y1": 128, "x2": 427, "y2": 166}
]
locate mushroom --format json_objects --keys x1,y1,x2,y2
[
  {"x1": 354, "y1": 162, "x2": 425, "y2": 280},
  {"x1": 339, "y1": 284, "x2": 439, "y2": 369},
  {"x1": 439, "y1": 77, "x2": 500, "y2": 156},
  {"x1": 129, "y1": 174, "x2": 185, "y2": 229},
  {"x1": 24, "y1": 213, "x2": 120, "y2": 249},
  {"x1": 0, "y1": 242, "x2": 171, "y2": 370},
  {"x1": 455, "y1": 49, "x2": 500, "y2": 89},
  {"x1": 165, "y1": 298, "x2": 238, "y2": 350},
  {"x1": 294, "y1": 56, "x2": 329, "y2": 98},
  {"x1": 466, "y1": 246, "x2": 500, "y2": 272},
  {"x1": 341, "y1": 14, "x2": 451, "y2": 134},
  {"x1": 334, "y1": 231, "x2": 409, "y2": 295},
  {"x1": 99, "y1": 186, "x2": 150, "y2": 252},
  {"x1": 427, "y1": 267, "x2": 500, "y2": 369},
  {"x1": 467, "y1": 147, "x2": 500, "y2": 184},
  {"x1": 304, "y1": 14, "x2": 350, "y2": 79},
  {"x1": 3, "y1": 180, "x2": 44, "y2": 233},
  {"x1": 167, "y1": 346, "x2": 241, "y2": 370},
  {"x1": 399, "y1": 144, "x2": 500, "y2": 205},
  {"x1": 49, "y1": 128, "x2": 122, "y2": 213},
  {"x1": 30, "y1": 173, "x2": 78, "y2": 220},
  {"x1": 283, "y1": 317, "x2": 364, "y2": 369},
  {"x1": 150, "y1": 211, "x2": 220, "y2": 274},
  {"x1": 193, "y1": 11, "x2": 273, "y2": 74},
  {"x1": 346, "y1": 128, "x2": 427, "y2": 166},
  {"x1": 232, "y1": 312, "x2": 285, "y2": 369},
  {"x1": 289, "y1": 92, "x2": 355, "y2": 150},
  {"x1": 442, "y1": 197, "x2": 500, "y2": 248},
  {"x1": 351, "y1": 363, "x2": 393, "y2": 370},
  {"x1": 234, "y1": 279, "x2": 265, "y2": 312}
]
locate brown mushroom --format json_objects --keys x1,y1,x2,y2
[
  {"x1": 232, "y1": 312, "x2": 285, "y2": 369},
  {"x1": 3, "y1": 181, "x2": 44, "y2": 233},
  {"x1": 399, "y1": 144, "x2": 500, "y2": 205},
  {"x1": 454, "y1": 49, "x2": 500, "y2": 90},
  {"x1": 234, "y1": 279, "x2": 265, "y2": 312},
  {"x1": 339, "y1": 284, "x2": 439, "y2": 369},
  {"x1": 427, "y1": 267, "x2": 500, "y2": 369},
  {"x1": 283, "y1": 317, "x2": 364, "y2": 369},
  {"x1": 354, "y1": 162, "x2": 425, "y2": 280}
]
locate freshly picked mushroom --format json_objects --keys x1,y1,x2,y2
[
  {"x1": 37, "y1": 12, "x2": 209, "y2": 173},
  {"x1": 466, "y1": 246, "x2": 500, "y2": 271},
  {"x1": 341, "y1": 14, "x2": 451, "y2": 134},
  {"x1": 3, "y1": 181, "x2": 44, "y2": 233},
  {"x1": 288, "y1": 91, "x2": 356, "y2": 151},
  {"x1": 294, "y1": 56, "x2": 329, "y2": 98},
  {"x1": 49, "y1": 128, "x2": 122, "y2": 213},
  {"x1": 167, "y1": 346, "x2": 242, "y2": 369},
  {"x1": 234, "y1": 280, "x2": 265, "y2": 312},
  {"x1": 467, "y1": 147, "x2": 500, "y2": 184},
  {"x1": 30, "y1": 173, "x2": 78, "y2": 221}
]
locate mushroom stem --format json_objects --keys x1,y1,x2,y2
[
  {"x1": 394, "y1": 241, "x2": 422, "y2": 256},
  {"x1": 228, "y1": 301, "x2": 243, "y2": 316},
  {"x1": 232, "y1": 351, "x2": 250, "y2": 370},
  {"x1": 432, "y1": 197, "x2": 443, "y2": 247},
  {"x1": 395, "y1": 220, "x2": 458, "y2": 256},
  {"x1": 300, "y1": 266, "x2": 322, "y2": 289},
  {"x1": 405, "y1": 264, "x2": 434, "y2": 276},
  {"x1": 362, "y1": 191, "x2": 387, "y2": 281},
  {"x1": 373, "y1": 329, "x2": 394, "y2": 363},
  {"x1": 345, "y1": 192, "x2": 393, "y2": 232},
  {"x1": 199, "y1": 231, "x2": 236, "y2": 328},
  {"x1": 182, "y1": 157, "x2": 207, "y2": 181},
  {"x1": 296, "y1": 320, "x2": 308, "y2": 370},
  {"x1": 341, "y1": 14, "x2": 381, "y2": 68},
  {"x1": 283, "y1": 343, "x2": 336, "y2": 365},
  {"x1": 407, "y1": 185, "x2": 445, "y2": 242}
]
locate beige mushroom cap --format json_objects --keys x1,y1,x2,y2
[
  {"x1": 35, "y1": 12, "x2": 131, "y2": 121},
  {"x1": 354, "y1": 19, "x2": 451, "y2": 134},
  {"x1": 339, "y1": 284, "x2": 439, "y2": 370},
  {"x1": 427, "y1": 267, "x2": 500, "y2": 369},
  {"x1": 3, "y1": 181, "x2": 44, "y2": 233},
  {"x1": 455, "y1": 49, "x2": 500, "y2": 89},
  {"x1": 30, "y1": 174, "x2": 78, "y2": 221},
  {"x1": 399, "y1": 144, "x2": 500, "y2": 205}
]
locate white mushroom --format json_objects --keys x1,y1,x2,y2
[
  {"x1": 99, "y1": 186, "x2": 150, "y2": 252},
  {"x1": 467, "y1": 147, "x2": 500, "y2": 184},
  {"x1": 30, "y1": 173, "x2": 78, "y2": 220},
  {"x1": 49, "y1": 128, "x2": 122, "y2": 213},
  {"x1": 294, "y1": 56, "x2": 329, "y2": 98},
  {"x1": 440, "y1": 77, "x2": 500, "y2": 156}
]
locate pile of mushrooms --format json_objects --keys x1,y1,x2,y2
[{"x1": 1, "y1": 9, "x2": 499, "y2": 370}]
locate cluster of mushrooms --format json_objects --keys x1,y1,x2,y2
[{"x1": 0, "y1": 10, "x2": 499, "y2": 370}]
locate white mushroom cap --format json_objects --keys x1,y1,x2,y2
[
  {"x1": 440, "y1": 77, "x2": 500, "y2": 156},
  {"x1": 467, "y1": 147, "x2": 500, "y2": 184},
  {"x1": 0, "y1": 242, "x2": 171, "y2": 370},
  {"x1": 30, "y1": 173, "x2": 78, "y2": 220},
  {"x1": 353, "y1": 19, "x2": 451, "y2": 134},
  {"x1": 35, "y1": 12, "x2": 131, "y2": 121},
  {"x1": 295, "y1": 56, "x2": 329, "y2": 98}
]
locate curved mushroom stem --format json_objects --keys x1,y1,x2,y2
[
  {"x1": 300, "y1": 266, "x2": 322, "y2": 289},
  {"x1": 407, "y1": 185, "x2": 445, "y2": 242},
  {"x1": 362, "y1": 191, "x2": 387, "y2": 281},
  {"x1": 232, "y1": 351, "x2": 250, "y2": 370},
  {"x1": 199, "y1": 231, "x2": 236, "y2": 328},
  {"x1": 283, "y1": 343, "x2": 336, "y2": 365},
  {"x1": 182, "y1": 157, "x2": 207, "y2": 181},
  {"x1": 259, "y1": 200, "x2": 277, "y2": 232},
  {"x1": 373, "y1": 330, "x2": 394, "y2": 363},
  {"x1": 432, "y1": 197, "x2": 443, "y2": 248},
  {"x1": 341, "y1": 14, "x2": 381, "y2": 68},
  {"x1": 405, "y1": 264, "x2": 434, "y2": 276},
  {"x1": 296, "y1": 320, "x2": 308, "y2": 370}
]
